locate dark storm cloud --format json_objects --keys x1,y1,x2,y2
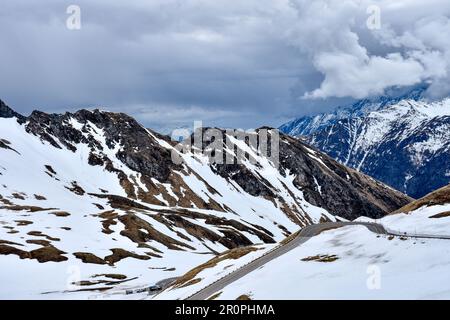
[
  {"x1": 1, "y1": 1, "x2": 450, "y2": 132},
  {"x1": 0, "y1": 0, "x2": 307, "y2": 130}
]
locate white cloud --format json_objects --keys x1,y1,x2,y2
[{"x1": 287, "y1": 0, "x2": 450, "y2": 100}]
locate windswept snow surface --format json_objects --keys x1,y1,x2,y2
[{"x1": 209, "y1": 225, "x2": 450, "y2": 300}]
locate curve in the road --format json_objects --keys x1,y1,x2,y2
[{"x1": 185, "y1": 221, "x2": 406, "y2": 300}]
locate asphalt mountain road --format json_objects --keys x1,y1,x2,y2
[{"x1": 186, "y1": 222, "x2": 388, "y2": 300}]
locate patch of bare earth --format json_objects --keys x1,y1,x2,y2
[
  {"x1": 104, "y1": 248, "x2": 151, "y2": 265},
  {"x1": 92, "y1": 210, "x2": 118, "y2": 234},
  {"x1": 73, "y1": 252, "x2": 107, "y2": 265},
  {"x1": 71, "y1": 276, "x2": 136, "y2": 287},
  {"x1": 118, "y1": 213, "x2": 194, "y2": 251},
  {"x1": 430, "y1": 211, "x2": 450, "y2": 219},
  {"x1": 178, "y1": 278, "x2": 202, "y2": 288},
  {"x1": 207, "y1": 291, "x2": 222, "y2": 300},
  {"x1": 49, "y1": 211, "x2": 71, "y2": 217},
  {"x1": 92, "y1": 274, "x2": 127, "y2": 280},
  {"x1": 15, "y1": 220, "x2": 33, "y2": 226},
  {"x1": 11, "y1": 192, "x2": 27, "y2": 200},
  {"x1": 27, "y1": 231, "x2": 60, "y2": 241},
  {"x1": 0, "y1": 205, "x2": 57, "y2": 212},
  {"x1": 65, "y1": 181, "x2": 85, "y2": 196}
]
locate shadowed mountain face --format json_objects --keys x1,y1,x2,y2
[{"x1": 280, "y1": 88, "x2": 450, "y2": 199}]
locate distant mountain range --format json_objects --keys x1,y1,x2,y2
[{"x1": 280, "y1": 86, "x2": 450, "y2": 199}]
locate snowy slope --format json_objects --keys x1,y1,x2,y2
[
  {"x1": 280, "y1": 88, "x2": 450, "y2": 198},
  {"x1": 164, "y1": 183, "x2": 450, "y2": 300},
  {"x1": 199, "y1": 225, "x2": 450, "y2": 300},
  {"x1": 382, "y1": 184, "x2": 450, "y2": 236},
  {"x1": 0, "y1": 101, "x2": 409, "y2": 299}
]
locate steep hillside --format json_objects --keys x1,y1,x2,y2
[
  {"x1": 0, "y1": 100, "x2": 409, "y2": 298},
  {"x1": 161, "y1": 184, "x2": 450, "y2": 300}
]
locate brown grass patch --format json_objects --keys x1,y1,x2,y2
[
  {"x1": 92, "y1": 274, "x2": 127, "y2": 280},
  {"x1": 280, "y1": 230, "x2": 299, "y2": 245},
  {"x1": 301, "y1": 254, "x2": 339, "y2": 262},
  {"x1": 104, "y1": 248, "x2": 151, "y2": 265},
  {"x1": 236, "y1": 294, "x2": 252, "y2": 300},
  {"x1": 49, "y1": 211, "x2": 71, "y2": 217},
  {"x1": 393, "y1": 184, "x2": 450, "y2": 214},
  {"x1": 172, "y1": 246, "x2": 258, "y2": 288},
  {"x1": 178, "y1": 278, "x2": 202, "y2": 288},
  {"x1": 93, "y1": 210, "x2": 118, "y2": 234},
  {"x1": 430, "y1": 211, "x2": 450, "y2": 219},
  {"x1": 0, "y1": 244, "x2": 68, "y2": 262},
  {"x1": 0, "y1": 205, "x2": 57, "y2": 212},
  {"x1": 26, "y1": 239, "x2": 51, "y2": 246},
  {"x1": 72, "y1": 276, "x2": 137, "y2": 287},
  {"x1": 0, "y1": 244, "x2": 29, "y2": 259},
  {"x1": 65, "y1": 181, "x2": 85, "y2": 196},
  {"x1": 15, "y1": 220, "x2": 33, "y2": 226},
  {"x1": 11, "y1": 193, "x2": 26, "y2": 200},
  {"x1": 29, "y1": 246, "x2": 68, "y2": 263},
  {"x1": 164, "y1": 267, "x2": 176, "y2": 271},
  {"x1": 34, "y1": 194, "x2": 47, "y2": 201},
  {"x1": 0, "y1": 195, "x2": 13, "y2": 205},
  {"x1": 44, "y1": 165, "x2": 57, "y2": 175},
  {"x1": 208, "y1": 291, "x2": 222, "y2": 300},
  {"x1": 27, "y1": 231, "x2": 60, "y2": 241},
  {"x1": 119, "y1": 213, "x2": 194, "y2": 251},
  {"x1": 73, "y1": 252, "x2": 107, "y2": 265}
]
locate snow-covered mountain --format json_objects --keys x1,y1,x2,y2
[
  {"x1": 0, "y1": 100, "x2": 409, "y2": 298},
  {"x1": 279, "y1": 87, "x2": 450, "y2": 199}
]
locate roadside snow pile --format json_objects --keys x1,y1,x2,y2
[{"x1": 383, "y1": 204, "x2": 450, "y2": 236}]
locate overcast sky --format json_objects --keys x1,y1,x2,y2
[{"x1": 1, "y1": 0, "x2": 450, "y2": 132}]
